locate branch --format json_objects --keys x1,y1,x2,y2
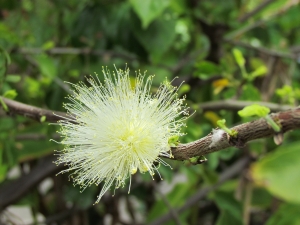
[
  {"x1": 238, "y1": 0, "x2": 275, "y2": 22},
  {"x1": 0, "y1": 155, "x2": 63, "y2": 210},
  {"x1": 14, "y1": 47, "x2": 137, "y2": 61},
  {"x1": 15, "y1": 133, "x2": 60, "y2": 141},
  {"x1": 0, "y1": 97, "x2": 71, "y2": 123},
  {"x1": 2, "y1": 97, "x2": 300, "y2": 161},
  {"x1": 148, "y1": 156, "x2": 251, "y2": 225},
  {"x1": 226, "y1": 0, "x2": 299, "y2": 39},
  {"x1": 200, "y1": 100, "x2": 292, "y2": 112},
  {"x1": 153, "y1": 184, "x2": 183, "y2": 225},
  {"x1": 171, "y1": 107, "x2": 300, "y2": 160},
  {"x1": 224, "y1": 40, "x2": 296, "y2": 59}
]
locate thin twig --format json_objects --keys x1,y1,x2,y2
[
  {"x1": 224, "y1": 40, "x2": 296, "y2": 59},
  {"x1": 153, "y1": 184, "x2": 183, "y2": 225},
  {"x1": 238, "y1": 0, "x2": 275, "y2": 22},
  {"x1": 200, "y1": 99, "x2": 292, "y2": 112},
  {"x1": 15, "y1": 47, "x2": 137, "y2": 61},
  {"x1": 171, "y1": 107, "x2": 300, "y2": 160},
  {"x1": 0, "y1": 97, "x2": 71, "y2": 123},
  {"x1": 243, "y1": 181, "x2": 253, "y2": 225},
  {"x1": 226, "y1": 0, "x2": 300, "y2": 39},
  {"x1": 15, "y1": 133, "x2": 60, "y2": 141},
  {"x1": 0, "y1": 155, "x2": 63, "y2": 210}
]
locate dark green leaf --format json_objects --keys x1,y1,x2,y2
[
  {"x1": 130, "y1": 0, "x2": 170, "y2": 28},
  {"x1": 266, "y1": 203, "x2": 300, "y2": 225},
  {"x1": 251, "y1": 141, "x2": 300, "y2": 204}
]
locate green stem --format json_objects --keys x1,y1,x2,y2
[
  {"x1": 0, "y1": 97, "x2": 8, "y2": 112},
  {"x1": 217, "y1": 119, "x2": 238, "y2": 137},
  {"x1": 265, "y1": 115, "x2": 281, "y2": 132}
]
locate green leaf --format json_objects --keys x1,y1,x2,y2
[
  {"x1": 238, "y1": 104, "x2": 270, "y2": 118},
  {"x1": 177, "y1": 84, "x2": 190, "y2": 96},
  {"x1": 3, "y1": 89, "x2": 18, "y2": 99},
  {"x1": 0, "y1": 48, "x2": 10, "y2": 91},
  {"x1": 266, "y1": 203, "x2": 300, "y2": 225},
  {"x1": 34, "y1": 54, "x2": 57, "y2": 79},
  {"x1": 213, "y1": 191, "x2": 243, "y2": 225},
  {"x1": 40, "y1": 115, "x2": 47, "y2": 123},
  {"x1": 217, "y1": 119, "x2": 227, "y2": 129},
  {"x1": 232, "y1": 48, "x2": 245, "y2": 69},
  {"x1": 0, "y1": 148, "x2": 8, "y2": 182},
  {"x1": 216, "y1": 119, "x2": 237, "y2": 137},
  {"x1": 248, "y1": 65, "x2": 267, "y2": 80},
  {"x1": 5, "y1": 74, "x2": 21, "y2": 83},
  {"x1": 42, "y1": 40, "x2": 55, "y2": 50},
  {"x1": 251, "y1": 187, "x2": 273, "y2": 208},
  {"x1": 147, "y1": 182, "x2": 193, "y2": 223},
  {"x1": 217, "y1": 210, "x2": 242, "y2": 225},
  {"x1": 251, "y1": 141, "x2": 300, "y2": 204},
  {"x1": 130, "y1": 0, "x2": 170, "y2": 29},
  {"x1": 131, "y1": 13, "x2": 176, "y2": 61},
  {"x1": 0, "y1": 164, "x2": 8, "y2": 182},
  {"x1": 0, "y1": 98, "x2": 8, "y2": 111},
  {"x1": 194, "y1": 61, "x2": 220, "y2": 79},
  {"x1": 168, "y1": 135, "x2": 179, "y2": 147},
  {"x1": 240, "y1": 84, "x2": 262, "y2": 101}
]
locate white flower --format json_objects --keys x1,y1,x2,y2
[{"x1": 55, "y1": 67, "x2": 189, "y2": 203}]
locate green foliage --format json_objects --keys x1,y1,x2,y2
[
  {"x1": 0, "y1": 48, "x2": 10, "y2": 91},
  {"x1": 129, "y1": 0, "x2": 170, "y2": 29},
  {"x1": 266, "y1": 203, "x2": 300, "y2": 225},
  {"x1": 34, "y1": 54, "x2": 58, "y2": 79},
  {"x1": 213, "y1": 191, "x2": 243, "y2": 225},
  {"x1": 194, "y1": 61, "x2": 221, "y2": 79},
  {"x1": 232, "y1": 48, "x2": 246, "y2": 75},
  {"x1": 0, "y1": 0, "x2": 300, "y2": 224},
  {"x1": 168, "y1": 135, "x2": 179, "y2": 147},
  {"x1": 3, "y1": 89, "x2": 17, "y2": 99},
  {"x1": 5, "y1": 75, "x2": 21, "y2": 83},
  {"x1": 251, "y1": 141, "x2": 300, "y2": 204},
  {"x1": 238, "y1": 104, "x2": 270, "y2": 118},
  {"x1": 238, "y1": 105, "x2": 280, "y2": 132},
  {"x1": 217, "y1": 119, "x2": 237, "y2": 137},
  {"x1": 0, "y1": 148, "x2": 8, "y2": 182},
  {"x1": 276, "y1": 85, "x2": 300, "y2": 105},
  {"x1": 131, "y1": 12, "x2": 177, "y2": 61}
]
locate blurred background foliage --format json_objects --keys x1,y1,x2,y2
[{"x1": 1, "y1": 0, "x2": 300, "y2": 224}]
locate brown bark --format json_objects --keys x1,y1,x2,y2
[
  {"x1": 1, "y1": 97, "x2": 300, "y2": 161},
  {"x1": 171, "y1": 107, "x2": 300, "y2": 160}
]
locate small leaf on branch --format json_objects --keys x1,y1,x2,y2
[
  {"x1": 40, "y1": 115, "x2": 47, "y2": 123},
  {"x1": 238, "y1": 104, "x2": 270, "y2": 117},
  {"x1": 3, "y1": 89, "x2": 18, "y2": 99},
  {"x1": 216, "y1": 119, "x2": 237, "y2": 137},
  {"x1": 168, "y1": 135, "x2": 179, "y2": 147},
  {"x1": 0, "y1": 98, "x2": 8, "y2": 112}
]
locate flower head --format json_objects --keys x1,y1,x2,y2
[{"x1": 55, "y1": 67, "x2": 189, "y2": 203}]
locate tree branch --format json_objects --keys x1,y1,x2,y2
[
  {"x1": 226, "y1": 0, "x2": 299, "y2": 39},
  {"x1": 200, "y1": 100, "x2": 292, "y2": 112},
  {"x1": 14, "y1": 47, "x2": 137, "y2": 61},
  {"x1": 0, "y1": 155, "x2": 63, "y2": 210},
  {"x1": 171, "y1": 107, "x2": 300, "y2": 160},
  {"x1": 0, "y1": 97, "x2": 71, "y2": 123},
  {"x1": 224, "y1": 40, "x2": 296, "y2": 59},
  {"x1": 238, "y1": 0, "x2": 275, "y2": 22},
  {"x1": 1, "y1": 97, "x2": 300, "y2": 161}
]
